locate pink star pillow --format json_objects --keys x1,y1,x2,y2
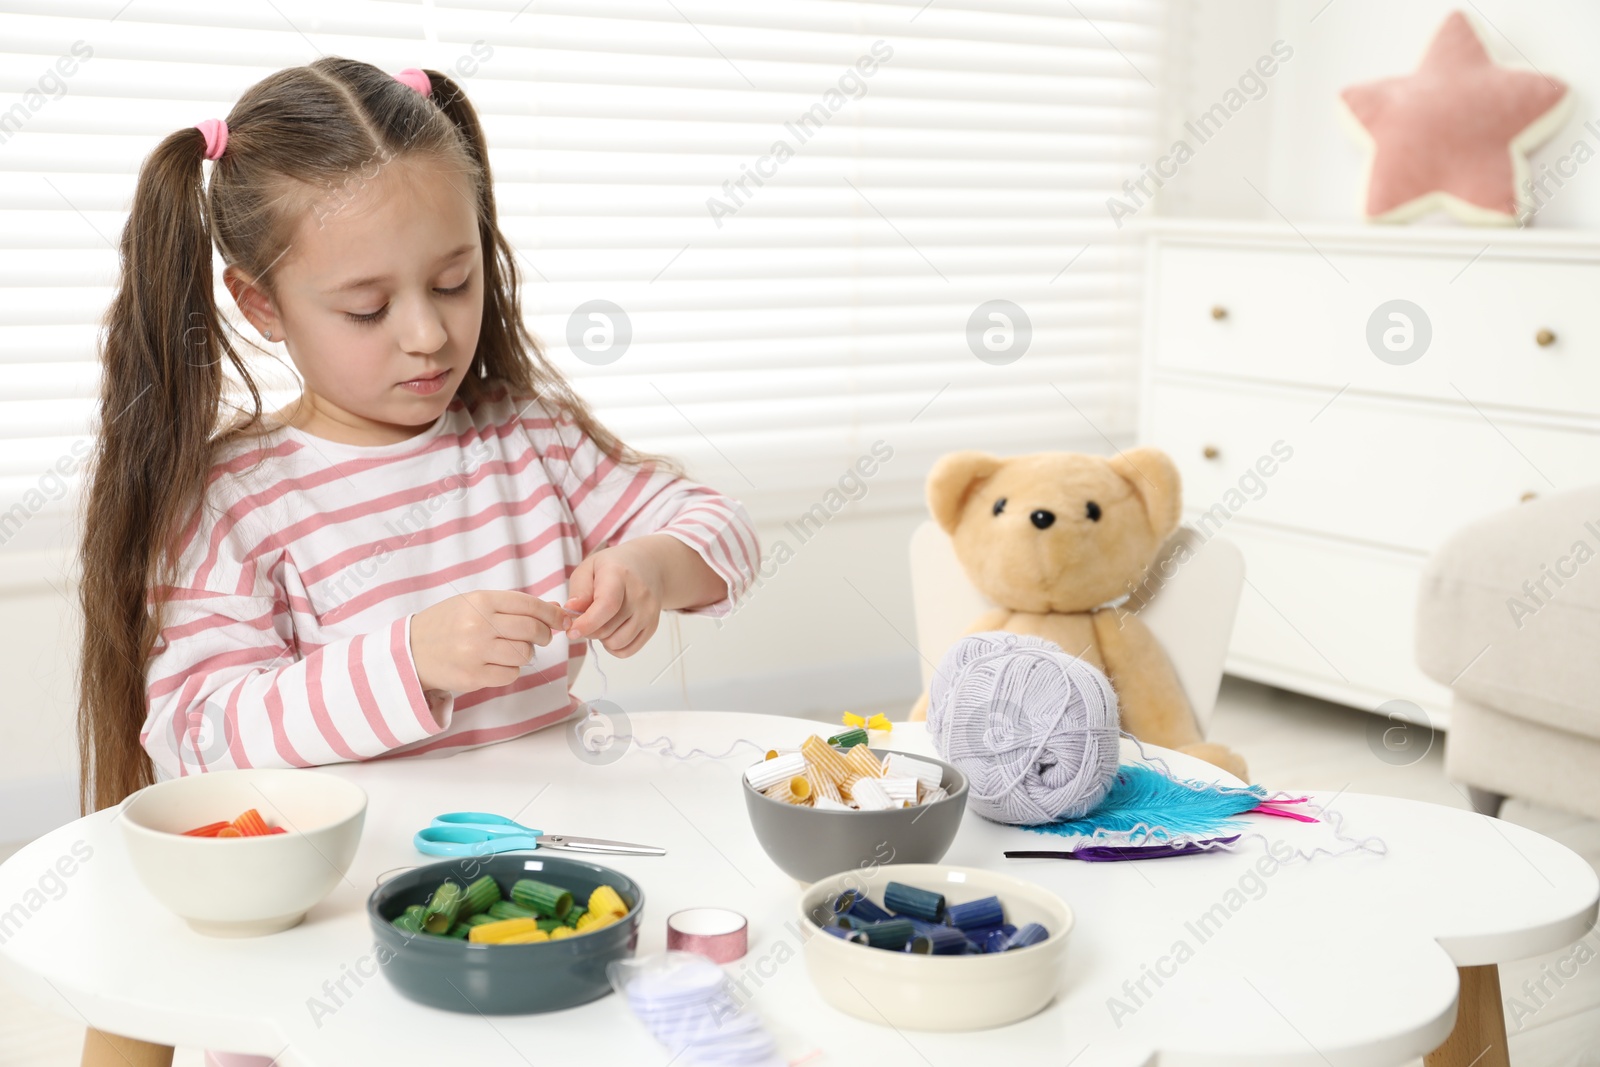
[{"x1": 1338, "y1": 10, "x2": 1570, "y2": 224}]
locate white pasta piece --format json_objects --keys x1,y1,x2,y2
[
  {"x1": 745, "y1": 751, "x2": 807, "y2": 791},
  {"x1": 886, "y1": 754, "x2": 944, "y2": 791},
  {"x1": 850, "y1": 778, "x2": 896, "y2": 811},
  {"x1": 879, "y1": 777, "x2": 918, "y2": 803},
  {"x1": 813, "y1": 795, "x2": 851, "y2": 811}
]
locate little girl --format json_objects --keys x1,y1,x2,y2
[{"x1": 75, "y1": 57, "x2": 759, "y2": 1067}]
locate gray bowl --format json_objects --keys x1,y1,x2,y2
[
  {"x1": 742, "y1": 746, "x2": 968, "y2": 883},
  {"x1": 367, "y1": 855, "x2": 642, "y2": 1014}
]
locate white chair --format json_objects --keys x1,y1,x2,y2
[{"x1": 908, "y1": 521, "x2": 1245, "y2": 729}]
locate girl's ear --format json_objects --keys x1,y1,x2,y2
[
  {"x1": 926, "y1": 451, "x2": 1003, "y2": 534},
  {"x1": 1107, "y1": 447, "x2": 1182, "y2": 539},
  {"x1": 222, "y1": 266, "x2": 276, "y2": 337}
]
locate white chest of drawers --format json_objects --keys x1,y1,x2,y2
[{"x1": 1137, "y1": 219, "x2": 1600, "y2": 723}]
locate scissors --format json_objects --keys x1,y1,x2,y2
[{"x1": 413, "y1": 812, "x2": 666, "y2": 858}]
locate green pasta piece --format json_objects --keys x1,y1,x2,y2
[
  {"x1": 536, "y1": 918, "x2": 566, "y2": 932},
  {"x1": 391, "y1": 905, "x2": 426, "y2": 934},
  {"x1": 459, "y1": 875, "x2": 501, "y2": 918},
  {"x1": 443, "y1": 922, "x2": 471, "y2": 939},
  {"x1": 423, "y1": 881, "x2": 464, "y2": 934},
  {"x1": 488, "y1": 900, "x2": 538, "y2": 921},
  {"x1": 564, "y1": 905, "x2": 587, "y2": 928},
  {"x1": 463, "y1": 912, "x2": 500, "y2": 927},
  {"x1": 511, "y1": 878, "x2": 572, "y2": 919}
]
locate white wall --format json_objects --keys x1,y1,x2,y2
[{"x1": 1163, "y1": 0, "x2": 1600, "y2": 227}]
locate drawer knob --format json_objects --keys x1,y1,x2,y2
[
  {"x1": 1202, "y1": 444, "x2": 1221, "y2": 460},
  {"x1": 1520, "y1": 490, "x2": 1538, "y2": 503},
  {"x1": 1210, "y1": 305, "x2": 1228, "y2": 321},
  {"x1": 1536, "y1": 328, "x2": 1556, "y2": 346}
]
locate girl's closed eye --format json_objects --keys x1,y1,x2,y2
[{"x1": 345, "y1": 277, "x2": 473, "y2": 324}]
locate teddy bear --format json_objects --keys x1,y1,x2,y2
[{"x1": 909, "y1": 446, "x2": 1247, "y2": 781}]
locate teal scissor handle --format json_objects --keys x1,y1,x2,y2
[
  {"x1": 413, "y1": 825, "x2": 543, "y2": 857},
  {"x1": 430, "y1": 812, "x2": 545, "y2": 836}
]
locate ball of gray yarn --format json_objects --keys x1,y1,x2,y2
[{"x1": 927, "y1": 631, "x2": 1122, "y2": 825}]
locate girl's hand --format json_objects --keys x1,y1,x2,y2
[
  {"x1": 410, "y1": 590, "x2": 570, "y2": 694},
  {"x1": 563, "y1": 539, "x2": 667, "y2": 658}
]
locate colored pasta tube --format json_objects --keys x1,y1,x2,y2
[
  {"x1": 945, "y1": 896, "x2": 1004, "y2": 931},
  {"x1": 807, "y1": 768, "x2": 843, "y2": 805},
  {"x1": 468, "y1": 917, "x2": 542, "y2": 944},
  {"x1": 1004, "y1": 923, "x2": 1049, "y2": 950},
  {"x1": 812, "y1": 795, "x2": 850, "y2": 811},
  {"x1": 884, "y1": 881, "x2": 945, "y2": 923},
  {"x1": 460, "y1": 875, "x2": 501, "y2": 918},
  {"x1": 391, "y1": 905, "x2": 426, "y2": 934},
  {"x1": 843, "y1": 744, "x2": 884, "y2": 779},
  {"x1": 444, "y1": 923, "x2": 471, "y2": 939},
  {"x1": 886, "y1": 754, "x2": 944, "y2": 791},
  {"x1": 822, "y1": 924, "x2": 868, "y2": 945},
  {"x1": 849, "y1": 778, "x2": 895, "y2": 811},
  {"x1": 917, "y1": 785, "x2": 948, "y2": 806},
  {"x1": 801, "y1": 735, "x2": 852, "y2": 786},
  {"x1": 858, "y1": 918, "x2": 914, "y2": 950},
  {"x1": 763, "y1": 778, "x2": 808, "y2": 805},
  {"x1": 564, "y1": 905, "x2": 587, "y2": 927},
  {"x1": 981, "y1": 924, "x2": 1018, "y2": 954},
  {"x1": 181, "y1": 821, "x2": 230, "y2": 838},
  {"x1": 511, "y1": 878, "x2": 572, "y2": 919},
  {"x1": 231, "y1": 809, "x2": 271, "y2": 837},
  {"x1": 744, "y1": 751, "x2": 806, "y2": 792},
  {"x1": 463, "y1": 913, "x2": 500, "y2": 927},
  {"x1": 907, "y1": 926, "x2": 970, "y2": 955},
  {"x1": 536, "y1": 918, "x2": 566, "y2": 932},
  {"x1": 589, "y1": 885, "x2": 628, "y2": 919},
  {"x1": 843, "y1": 894, "x2": 893, "y2": 925},
  {"x1": 549, "y1": 925, "x2": 576, "y2": 940},
  {"x1": 500, "y1": 928, "x2": 551, "y2": 944},
  {"x1": 827, "y1": 727, "x2": 868, "y2": 748},
  {"x1": 423, "y1": 881, "x2": 464, "y2": 934},
  {"x1": 215, "y1": 827, "x2": 242, "y2": 838},
  {"x1": 878, "y1": 777, "x2": 918, "y2": 804},
  {"x1": 487, "y1": 900, "x2": 538, "y2": 921}
]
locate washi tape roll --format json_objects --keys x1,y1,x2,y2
[{"x1": 666, "y1": 907, "x2": 749, "y2": 963}]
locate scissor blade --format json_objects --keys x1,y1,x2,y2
[{"x1": 536, "y1": 835, "x2": 665, "y2": 856}]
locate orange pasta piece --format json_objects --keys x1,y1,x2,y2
[
  {"x1": 800, "y1": 735, "x2": 851, "y2": 786},
  {"x1": 182, "y1": 821, "x2": 230, "y2": 837},
  {"x1": 216, "y1": 826, "x2": 242, "y2": 838},
  {"x1": 231, "y1": 809, "x2": 272, "y2": 837}
]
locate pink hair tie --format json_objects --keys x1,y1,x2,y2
[
  {"x1": 394, "y1": 68, "x2": 431, "y2": 96},
  {"x1": 194, "y1": 118, "x2": 228, "y2": 161}
]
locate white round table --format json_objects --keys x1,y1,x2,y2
[{"x1": 1, "y1": 712, "x2": 1595, "y2": 1066}]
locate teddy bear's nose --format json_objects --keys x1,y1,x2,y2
[{"x1": 1029, "y1": 509, "x2": 1056, "y2": 530}]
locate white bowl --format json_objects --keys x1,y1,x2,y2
[
  {"x1": 119, "y1": 768, "x2": 366, "y2": 937},
  {"x1": 798, "y1": 863, "x2": 1074, "y2": 1031}
]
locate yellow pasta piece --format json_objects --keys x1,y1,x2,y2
[
  {"x1": 468, "y1": 917, "x2": 543, "y2": 944},
  {"x1": 763, "y1": 779, "x2": 805, "y2": 805},
  {"x1": 576, "y1": 910, "x2": 619, "y2": 933},
  {"x1": 499, "y1": 928, "x2": 550, "y2": 944},
  {"x1": 801, "y1": 734, "x2": 851, "y2": 786},
  {"x1": 588, "y1": 884, "x2": 628, "y2": 919},
  {"x1": 548, "y1": 925, "x2": 576, "y2": 939},
  {"x1": 844, "y1": 744, "x2": 884, "y2": 780},
  {"x1": 807, "y1": 768, "x2": 842, "y2": 805}
]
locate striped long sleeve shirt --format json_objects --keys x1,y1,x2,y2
[{"x1": 141, "y1": 389, "x2": 760, "y2": 780}]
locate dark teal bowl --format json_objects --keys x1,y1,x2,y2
[{"x1": 367, "y1": 854, "x2": 642, "y2": 1014}]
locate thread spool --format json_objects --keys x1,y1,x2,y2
[{"x1": 927, "y1": 631, "x2": 1122, "y2": 826}]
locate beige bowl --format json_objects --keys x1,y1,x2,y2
[
  {"x1": 119, "y1": 768, "x2": 366, "y2": 937},
  {"x1": 798, "y1": 863, "x2": 1074, "y2": 1031}
]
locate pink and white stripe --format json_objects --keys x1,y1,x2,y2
[{"x1": 140, "y1": 391, "x2": 759, "y2": 780}]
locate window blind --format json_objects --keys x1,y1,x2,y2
[{"x1": 0, "y1": 0, "x2": 1165, "y2": 562}]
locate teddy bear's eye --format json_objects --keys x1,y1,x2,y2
[
  {"x1": 1085, "y1": 500, "x2": 1102, "y2": 522},
  {"x1": 992, "y1": 497, "x2": 1007, "y2": 516}
]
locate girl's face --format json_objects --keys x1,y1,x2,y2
[{"x1": 233, "y1": 157, "x2": 485, "y2": 445}]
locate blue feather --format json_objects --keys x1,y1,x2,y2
[{"x1": 1025, "y1": 763, "x2": 1267, "y2": 843}]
